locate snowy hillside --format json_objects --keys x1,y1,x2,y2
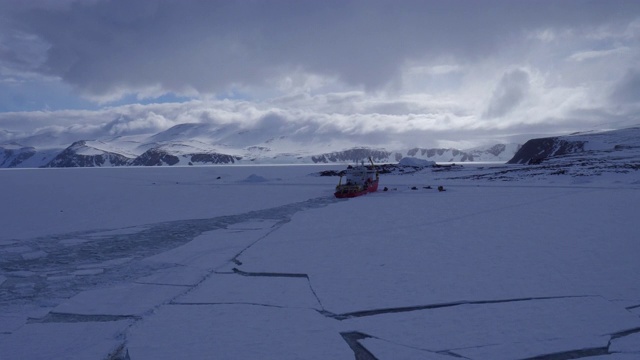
[
  {"x1": 508, "y1": 127, "x2": 640, "y2": 164},
  {"x1": 2, "y1": 141, "x2": 516, "y2": 168},
  {"x1": 0, "y1": 143, "x2": 36, "y2": 168},
  {"x1": 0, "y1": 122, "x2": 520, "y2": 168},
  {"x1": 4, "y1": 124, "x2": 638, "y2": 168},
  {"x1": 45, "y1": 141, "x2": 134, "y2": 167},
  {"x1": 467, "y1": 143, "x2": 521, "y2": 162}
]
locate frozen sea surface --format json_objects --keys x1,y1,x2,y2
[{"x1": 1, "y1": 164, "x2": 639, "y2": 359}]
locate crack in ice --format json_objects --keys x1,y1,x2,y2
[
  {"x1": 0, "y1": 196, "x2": 337, "y2": 306},
  {"x1": 28, "y1": 312, "x2": 141, "y2": 324},
  {"x1": 229, "y1": 268, "x2": 327, "y2": 312},
  {"x1": 168, "y1": 302, "x2": 287, "y2": 309},
  {"x1": 340, "y1": 331, "x2": 379, "y2": 360},
  {"x1": 327, "y1": 295, "x2": 594, "y2": 320},
  {"x1": 231, "y1": 267, "x2": 308, "y2": 278},
  {"x1": 610, "y1": 326, "x2": 640, "y2": 340},
  {"x1": 520, "y1": 346, "x2": 609, "y2": 360}
]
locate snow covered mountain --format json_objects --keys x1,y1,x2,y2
[
  {"x1": 309, "y1": 145, "x2": 519, "y2": 164},
  {"x1": 40, "y1": 140, "x2": 244, "y2": 167},
  {"x1": 412, "y1": 127, "x2": 640, "y2": 181},
  {"x1": 467, "y1": 143, "x2": 522, "y2": 162},
  {"x1": 35, "y1": 143, "x2": 513, "y2": 168},
  {"x1": 8, "y1": 125, "x2": 640, "y2": 169},
  {"x1": 0, "y1": 143, "x2": 36, "y2": 168},
  {"x1": 0, "y1": 122, "x2": 523, "y2": 168},
  {"x1": 311, "y1": 148, "x2": 395, "y2": 163},
  {"x1": 507, "y1": 127, "x2": 640, "y2": 165},
  {"x1": 130, "y1": 143, "x2": 241, "y2": 166},
  {"x1": 0, "y1": 129, "x2": 517, "y2": 168},
  {"x1": 45, "y1": 141, "x2": 133, "y2": 167}
]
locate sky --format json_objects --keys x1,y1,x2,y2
[{"x1": 1, "y1": 0, "x2": 639, "y2": 149}]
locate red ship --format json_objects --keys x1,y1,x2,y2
[{"x1": 334, "y1": 158, "x2": 380, "y2": 198}]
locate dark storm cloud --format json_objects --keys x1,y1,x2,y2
[
  {"x1": 6, "y1": 0, "x2": 640, "y2": 99},
  {"x1": 483, "y1": 69, "x2": 530, "y2": 119},
  {"x1": 1, "y1": 0, "x2": 640, "y2": 149},
  {"x1": 610, "y1": 69, "x2": 640, "y2": 104}
]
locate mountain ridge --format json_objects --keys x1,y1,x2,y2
[
  {"x1": 508, "y1": 127, "x2": 640, "y2": 165},
  {"x1": 0, "y1": 122, "x2": 520, "y2": 168},
  {"x1": 2, "y1": 126, "x2": 638, "y2": 168},
  {"x1": 8, "y1": 142, "x2": 511, "y2": 168}
]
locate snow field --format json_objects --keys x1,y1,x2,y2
[{"x1": 1, "y1": 164, "x2": 639, "y2": 359}]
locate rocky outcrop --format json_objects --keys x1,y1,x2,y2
[
  {"x1": 484, "y1": 144, "x2": 506, "y2": 157},
  {"x1": 407, "y1": 147, "x2": 474, "y2": 162},
  {"x1": 130, "y1": 147, "x2": 241, "y2": 166},
  {"x1": 188, "y1": 153, "x2": 241, "y2": 165},
  {"x1": 130, "y1": 148, "x2": 180, "y2": 166},
  {"x1": 507, "y1": 138, "x2": 586, "y2": 164},
  {"x1": 44, "y1": 141, "x2": 132, "y2": 167},
  {"x1": 311, "y1": 148, "x2": 392, "y2": 163},
  {"x1": 0, "y1": 144, "x2": 36, "y2": 168},
  {"x1": 309, "y1": 146, "x2": 511, "y2": 164}
]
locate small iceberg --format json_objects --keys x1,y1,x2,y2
[
  {"x1": 398, "y1": 157, "x2": 436, "y2": 167},
  {"x1": 241, "y1": 174, "x2": 269, "y2": 183}
]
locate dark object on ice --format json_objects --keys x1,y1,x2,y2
[
  {"x1": 432, "y1": 163, "x2": 462, "y2": 170},
  {"x1": 438, "y1": 186, "x2": 446, "y2": 192},
  {"x1": 319, "y1": 170, "x2": 342, "y2": 177},
  {"x1": 424, "y1": 186, "x2": 432, "y2": 189},
  {"x1": 216, "y1": 176, "x2": 221, "y2": 179},
  {"x1": 411, "y1": 186, "x2": 418, "y2": 190},
  {"x1": 383, "y1": 187, "x2": 388, "y2": 191}
]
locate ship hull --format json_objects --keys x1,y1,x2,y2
[{"x1": 334, "y1": 180, "x2": 379, "y2": 198}]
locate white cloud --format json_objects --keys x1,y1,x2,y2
[
  {"x1": 529, "y1": 29, "x2": 557, "y2": 43},
  {"x1": 0, "y1": 1, "x2": 639, "y2": 149},
  {"x1": 105, "y1": 112, "x2": 174, "y2": 135},
  {"x1": 568, "y1": 47, "x2": 631, "y2": 62},
  {"x1": 483, "y1": 69, "x2": 531, "y2": 119},
  {"x1": 610, "y1": 69, "x2": 640, "y2": 104},
  {"x1": 0, "y1": 1, "x2": 634, "y2": 101},
  {"x1": 405, "y1": 64, "x2": 463, "y2": 76}
]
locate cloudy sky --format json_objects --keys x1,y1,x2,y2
[{"x1": 1, "y1": 0, "x2": 639, "y2": 149}]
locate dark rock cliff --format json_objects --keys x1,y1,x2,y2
[
  {"x1": 311, "y1": 148, "x2": 392, "y2": 163},
  {"x1": 45, "y1": 141, "x2": 131, "y2": 167},
  {"x1": 0, "y1": 144, "x2": 36, "y2": 168},
  {"x1": 507, "y1": 137, "x2": 586, "y2": 164},
  {"x1": 130, "y1": 148, "x2": 180, "y2": 166}
]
